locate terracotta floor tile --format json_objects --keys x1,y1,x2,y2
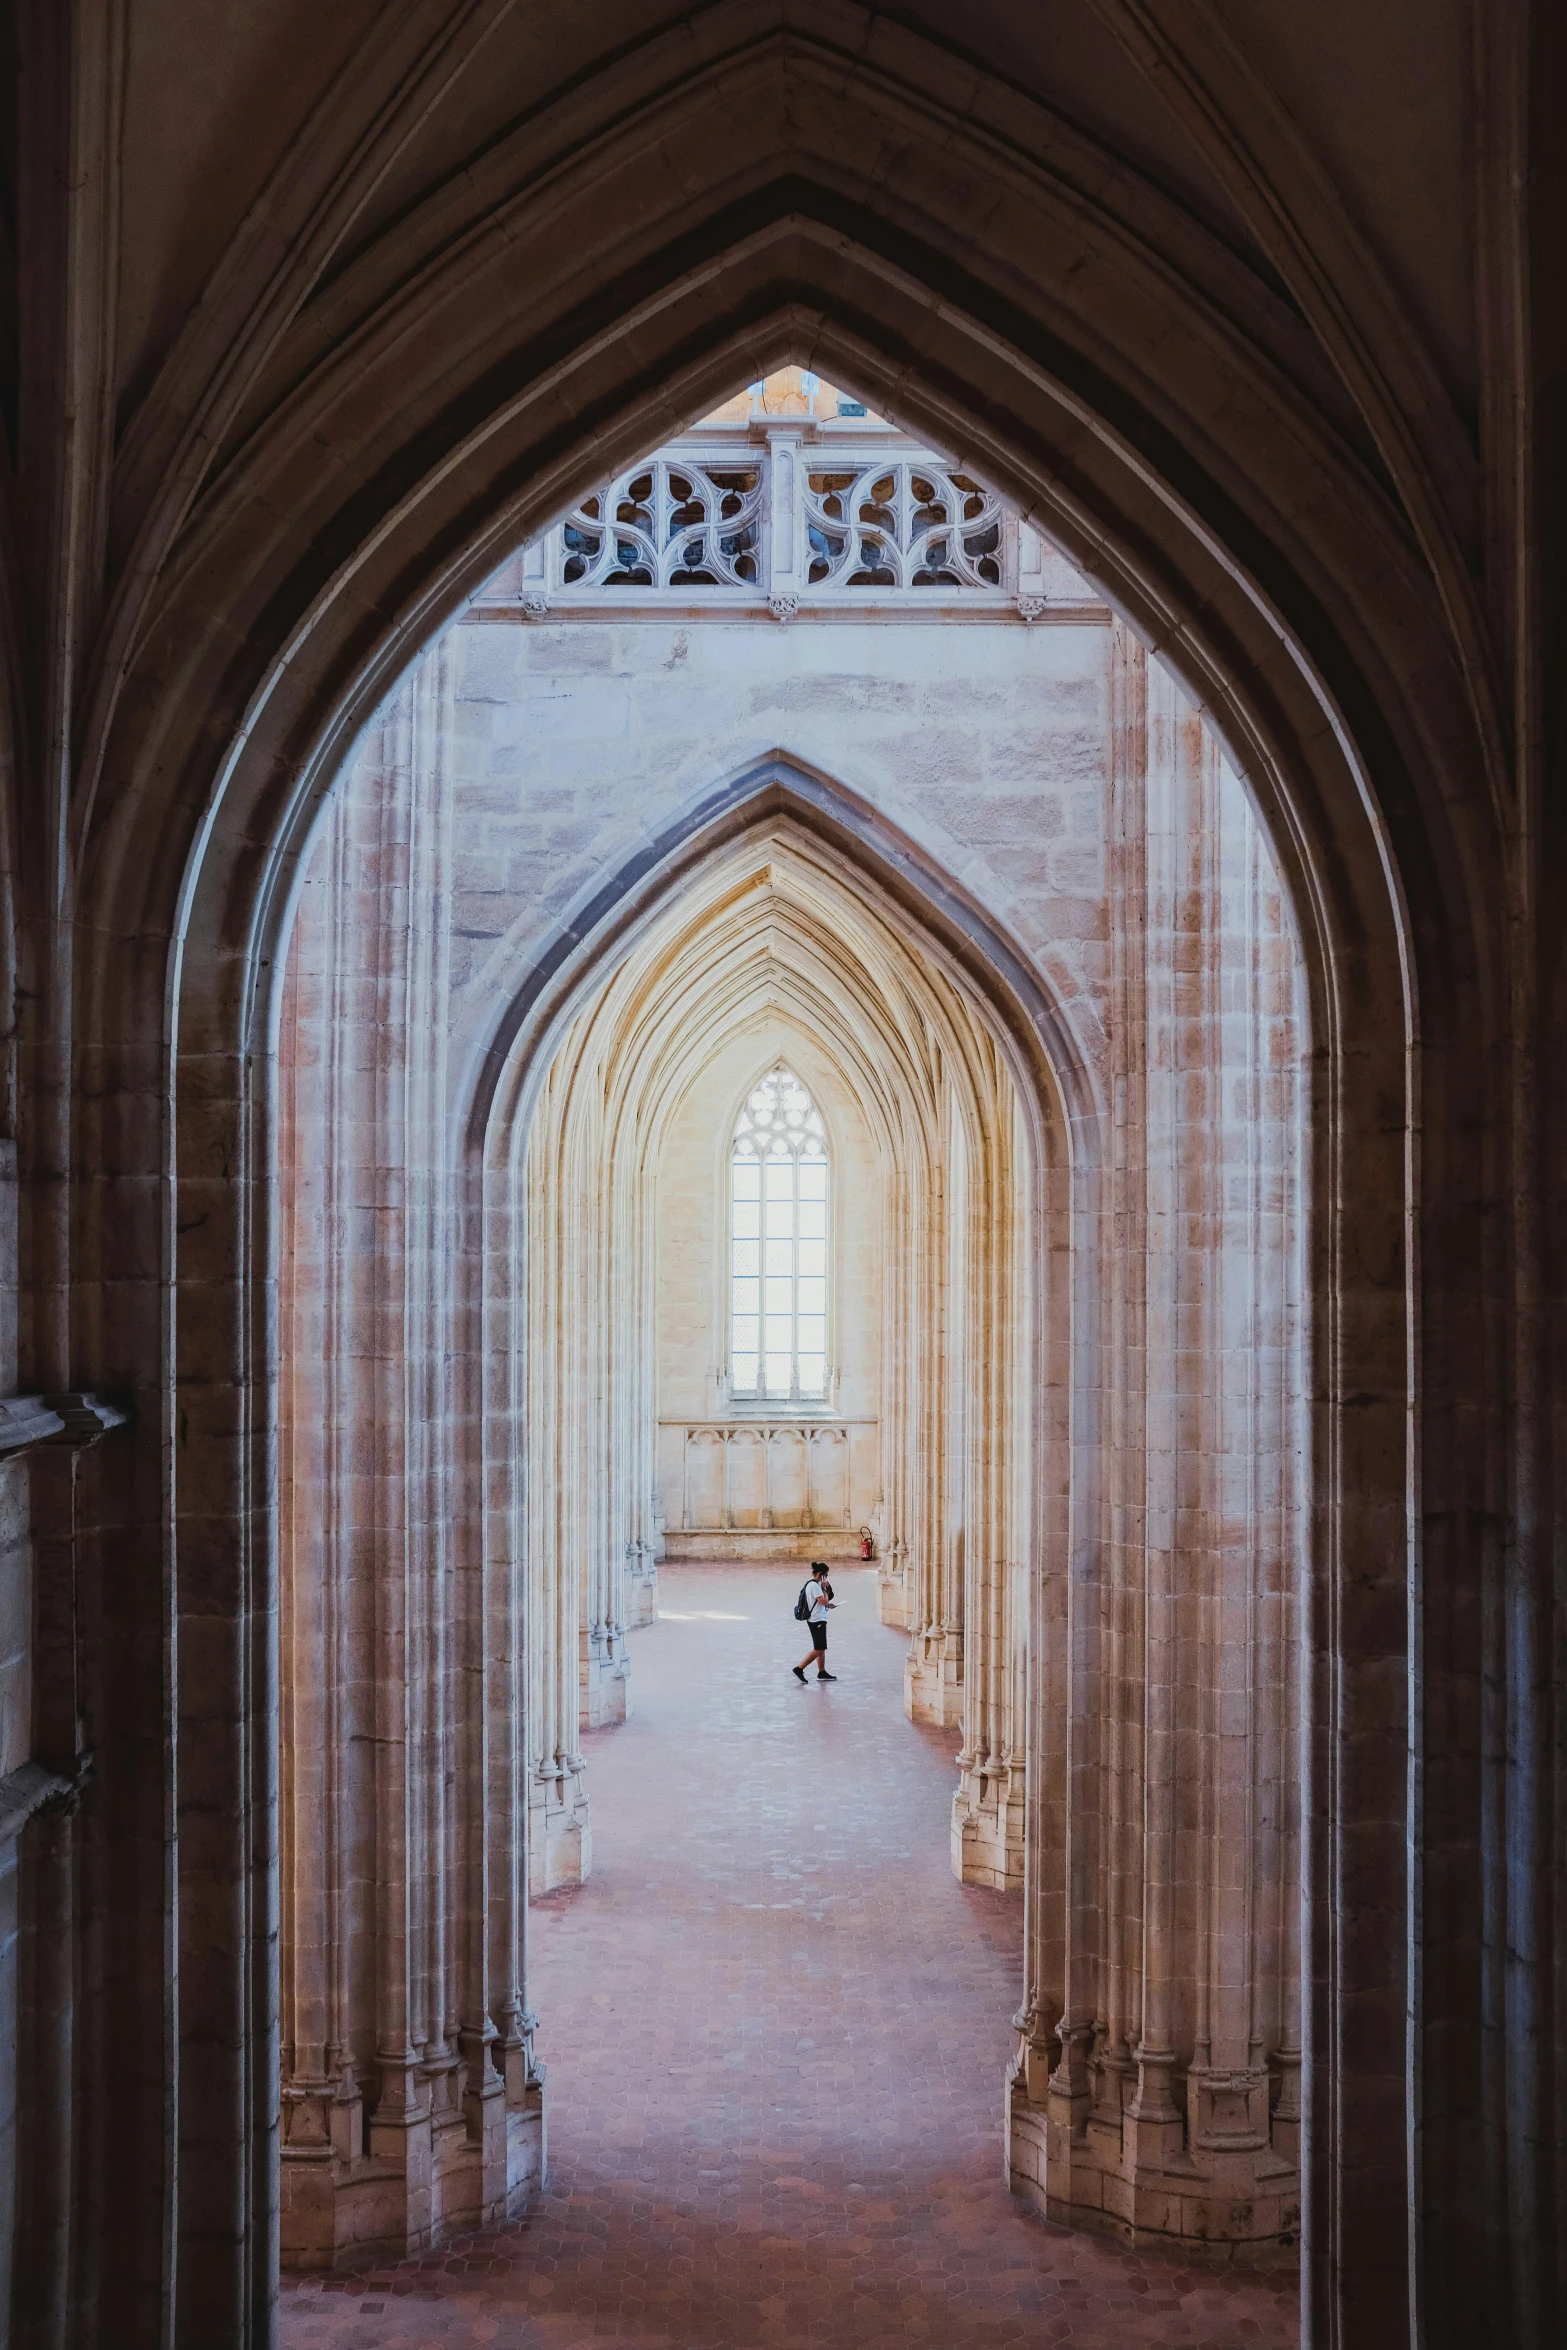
[{"x1": 282, "y1": 1564, "x2": 1299, "y2": 2348}]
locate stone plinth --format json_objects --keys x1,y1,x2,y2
[
  {"x1": 877, "y1": 1557, "x2": 912, "y2": 1629},
  {"x1": 951, "y1": 1756, "x2": 1025, "y2": 1890},
  {"x1": 583, "y1": 1625, "x2": 630, "y2": 1726},
  {"x1": 905, "y1": 1625, "x2": 963, "y2": 1728},
  {"x1": 282, "y1": 2071, "x2": 544, "y2": 2271},
  {"x1": 531, "y1": 1762, "x2": 592, "y2": 1893},
  {"x1": 1007, "y1": 2059, "x2": 1299, "y2": 2258}
]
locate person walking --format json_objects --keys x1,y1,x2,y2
[{"x1": 792, "y1": 1562, "x2": 837, "y2": 1682}]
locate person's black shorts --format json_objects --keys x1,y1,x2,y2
[{"x1": 809, "y1": 1621, "x2": 828, "y2": 1650}]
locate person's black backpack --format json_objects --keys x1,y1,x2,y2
[{"x1": 793, "y1": 1572, "x2": 833, "y2": 1621}]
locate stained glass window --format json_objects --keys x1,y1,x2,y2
[{"x1": 729, "y1": 1066, "x2": 828, "y2": 1401}]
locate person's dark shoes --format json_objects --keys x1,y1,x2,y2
[
  {"x1": 792, "y1": 1664, "x2": 808, "y2": 1682},
  {"x1": 816, "y1": 1670, "x2": 838, "y2": 1681}
]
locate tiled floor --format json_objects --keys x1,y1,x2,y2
[{"x1": 281, "y1": 1561, "x2": 1299, "y2": 2348}]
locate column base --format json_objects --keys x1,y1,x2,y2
[
  {"x1": 905, "y1": 1626, "x2": 962, "y2": 1727},
  {"x1": 281, "y1": 2066, "x2": 545, "y2": 2271},
  {"x1": 624, "y1": 1554, "x2": 659, "y2": 1630},
  {"x1": 582, "y1": 1629, "x2": 630, "y2": 1727},
  {"x1": 529, "y1": 1761, "x2": 591, "y2": 1893},
  {"x1": 1006, "y1": 2061, "x2": 1299, "y2": 2260},
  {"x1": 877, "y1": 1559, "x2": 911, "y2": 1629},
  {"x1": 951, "y1": 1757, "x2": 1025, "y2": 1889}
]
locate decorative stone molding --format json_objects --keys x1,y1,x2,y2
[
  {"x1": 43, "y1": 1392, "x2": 129, "y2": 1448},
  {"x1": 801, "y1": 457, "x2": 1004, "y2": 589},
  {"x1": 767, "y1": 592, "x2": 799, "y2": 622},
  {"x1": 532, "y1": 1761, "x2": 591, "y2": 1894},
  {"x1": 905, "y1": 1623, "x2": 963, "y2": 1728},
  {"x1": 0, "y1": 1390, "x2": 127, "y2": 1459},
  {"x1": 562, "y1": 456, "x2": 765, "y2": 590}
]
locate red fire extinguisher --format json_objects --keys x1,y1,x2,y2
[{"x1": 858, "y1": 1527, "x2": 874, "y2": 1561}]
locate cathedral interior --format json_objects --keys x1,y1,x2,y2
[{"x1": 0, "y1": 8, "x2": 1563, "y2": 2348}]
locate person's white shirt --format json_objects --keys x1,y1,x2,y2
[{"x1": 805, "y1": 1575, "x2": 831, "y2": 1622}]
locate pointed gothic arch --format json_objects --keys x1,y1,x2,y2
[
  {"x1": 460, "y1": 763, "x2": 1080, "y2": 1917},
  {"x1": 62, "y1": 55, "x2": 1485, "y2": 2334}
]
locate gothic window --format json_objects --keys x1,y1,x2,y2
[{"x1": 729, "y1": 1066, "x2": 828, "y2": 1401}]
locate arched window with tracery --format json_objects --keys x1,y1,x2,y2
[{"x1": 729, "y1": 1066, "x2": 828, "y2": 1401}]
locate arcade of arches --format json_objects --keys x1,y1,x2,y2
[
  {"x1": 0, "y1": 9, "x2": 1564, "y2": 2349},
  {"x1": 275, "y1": 429, "x2": 1306, "y2": 2267}
]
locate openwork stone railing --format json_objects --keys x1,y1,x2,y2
[
  {"x1": 479, "y1": 424, "x2": 1091, "y2": 619},
  {"x1": 562, "y1": 457, "x2": 766, "y2": 590}
]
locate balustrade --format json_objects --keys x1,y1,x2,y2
[{"x1": 482, "y1": 424, "x2": 1091, "y2": 618}]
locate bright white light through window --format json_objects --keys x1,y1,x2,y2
[{"x1": 730, "y1": 1066, "x2": 828, "y2": 1400}]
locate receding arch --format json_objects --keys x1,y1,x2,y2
[
  {"x1": 463, "y1": 753, "x2": 1098, "y2": 1159},
  {"x1": 462, "y1": 790, "x2": 1064, "y2": 1917}
]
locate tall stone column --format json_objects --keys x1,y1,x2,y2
[
  {"x1": 523, "y1": 1049, "x2": 595, "y2": 1891},
  {"x1": 1009, "y1": 632, "x2": 1304, "y2": 2252},
  {"x1": 279, "y1": 653, "x2": 542, "y2": 2267},
  {"x1": 902, "y1": 1073, "x2": 962, "y2": 1728},
  {"x1": 952, "y1": 1041, "x2": 1030, "y2": 1890},
  {"x1": 875, "y1": 1165, "x2": 920, "y2": 1630}
]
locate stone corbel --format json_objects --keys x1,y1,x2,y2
[
  {"x1": 0, "y1": 1749, "x2": 94, "y2": 1845},
  {"x1": 43, "y1": 1391, "x2": 129, "y2": 1449},
  {"x1": 0, "y1": 1395, "x2": 66, "y2": 1456},
  {"x1": 0, "y1": 1389, "x2": 132, "y2": 1459}
]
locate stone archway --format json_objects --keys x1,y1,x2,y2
[
  {"x1": 56, "y1": 31, "x2": 1494, "y2": 2337},
  {"x1": 275, "y1": 545, "x2": 1309, "y2": 2285}
]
